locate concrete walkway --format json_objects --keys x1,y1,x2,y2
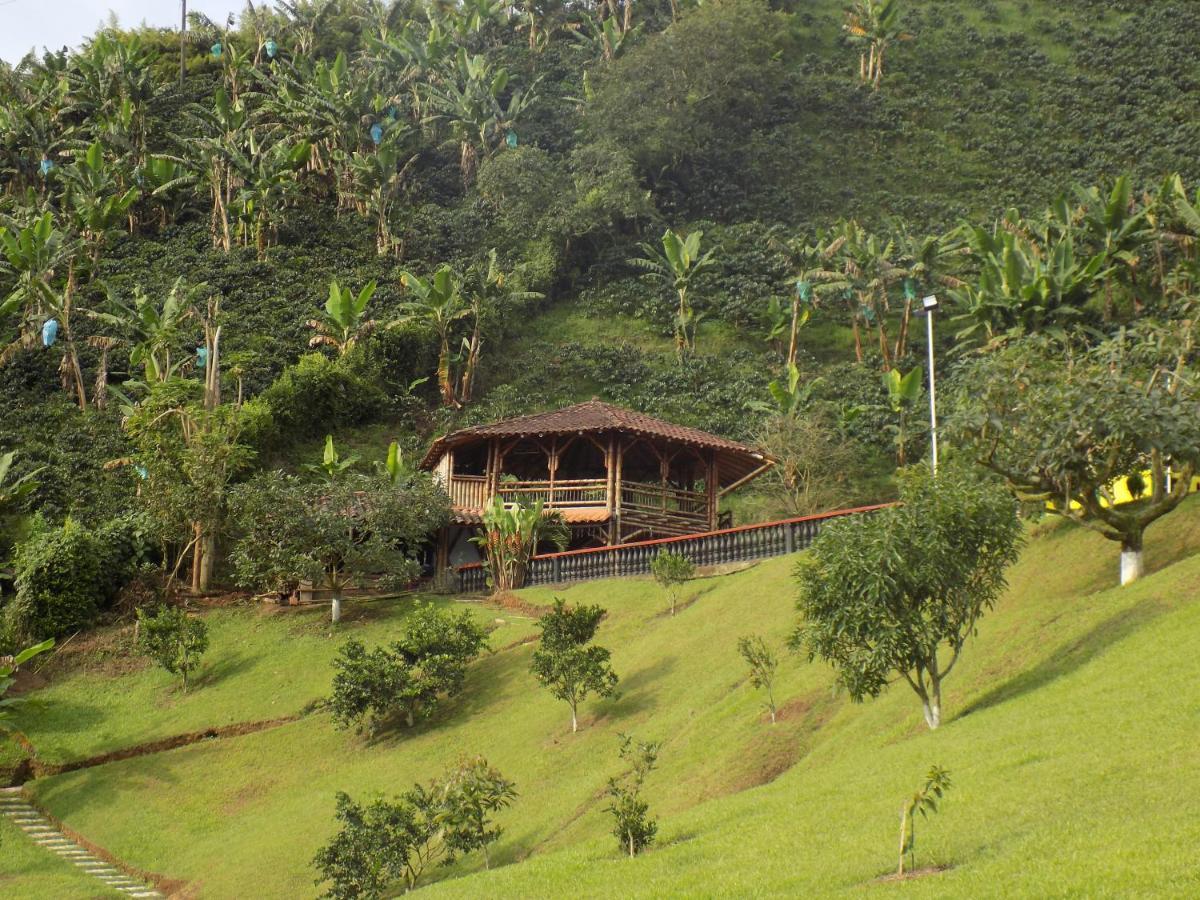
[{"x1": 0, "y1": 787, "x2": 163, "y2": 898}]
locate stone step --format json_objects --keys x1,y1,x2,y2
[{"x1": 0, "y1": 794, "x2": 164, "y2": 898}]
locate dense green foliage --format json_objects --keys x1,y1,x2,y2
[
  {"x1": 329, "y1": 605, "x2": 490, "y2": 734},
  {"x1": 791, "y1": 464, "x2": 1022, "y2": 729},
  {"x1": 313, "y1": 755, "x2": 516, "y2": 897}
]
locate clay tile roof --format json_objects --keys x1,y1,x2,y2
[{"x1": 420, "y1": 400, "x2": 771, "y2": 471}]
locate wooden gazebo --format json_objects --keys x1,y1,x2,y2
[{"x1": 421, "y1": 400, "x2": 775, "y2": 566}]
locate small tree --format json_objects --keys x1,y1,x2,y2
[
  {"x1": 136, "y1": 605, "x2": 209, "y2": 691},
  {"x1": 605, "y1": 733, "x2": 660, "y2": 858},
  {"x1": 329, "y1": 606, "x2": 489, "y2": 735},
  {"x1": 737, "y1": 634, "x2": 779, "y2": 723},
  {"x1": 950, "y1": 333, "x2": 1200, "y2": 585},
  {"x1": 898, "y1": 765, "x2": 952, "y2": 877},
  {"x1": 312, "y1": 790, "x2": 438, "y2": 899},
  {"x1": 314, "y1": 758, "x2": 517, "y2": 896},
  {"x1": 439, "y1": 755, "x2": 518, "y2": 869},
  {"x1": 791, "y1": 464, "x2": 1021, "y2": 729},
  {"x1": 530, "y1": 599, "x2": 618, "y2": 733},
  {"x1": 650, "y1": 549, "x2": 695, "y2": 616},
  {"x1": 471, "y1": 497, "x2": 568, "y2": 593}
]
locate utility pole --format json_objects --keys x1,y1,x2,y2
[
  {"x1": 922, "y1": 295, "x2": 940, "y2": 474},
  {"x1": 179, "y1": 1, "x2": 187, "y2": 86}
]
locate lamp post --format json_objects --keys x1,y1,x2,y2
[{"x1": 921, "y1": 294, "x2": 939, "y2": 474}]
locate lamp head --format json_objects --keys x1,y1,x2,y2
[{"x1": 922, "y1": 294, "x2": 939, "y2": 311}]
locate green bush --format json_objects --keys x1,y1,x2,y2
[
  {"x1": 256, "y1": 353, "x2": 387, "y2": 447},
  {"x1": 6, "y1": 518, "x2": 105, "y2": 642}
]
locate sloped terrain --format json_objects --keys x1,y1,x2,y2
[{"x1": 4, "y1": 499, "x2": 1198, "y2": 897}]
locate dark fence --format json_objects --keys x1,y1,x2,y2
[{"x1": 455, "y1": 503, "x2": 891, "y2": 594}]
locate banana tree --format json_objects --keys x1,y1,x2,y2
[
  {"x1": 891, "y1": 225, "x2": 967, "y2": 359},
  {"x1": 183, "y1": 87, "x2": 249, "y2": 252},
  {"x1": 1071, "y1": 175, "x2": 1152, "y2": 322},
  {"x1": 348, "y1": 123, "x2": 418, "y2": 255},
  {"x1": 843, "y1": 0, "x2": 912, "y2": 90},
  {"x1": 58, "y1": 141, "x2": 140, "y2": 264},
  {"x1": 457, "y1": 249, "x2": 542, "y2": 404},
  {"x1": 425, "y1": 50, "x2": 539, "y2": 185},
  {"x1": 0, "y1": 213, "x2": 89, "y2": 408},
  {"x1": 233, "y1": 135, "x2": 311, "y2": 258},
  {"x1": 91, "y1": 277, "x2": 198, "y2": 386},
  {"x1": 883, "y1": 366, "x2": 921, "y2": 466},
  {"x1": 830, "y1": 220, "x2": 904, "y2": 367},
  {"x1": 630, "y1": 228, "x2": 716, "y2": 357},
  {"x1": 773, "y1": 232, "x2": 848, "y2": 368},
  {"x1": 398, "y1": 265, "x2": 471, "y2": 407},
  {"x1": 307, "y1": 279, "x2": 378, "y2": 356},
  {"x1": 0, "y1": 450, "x2": 43, "y2": 514},
  {"x1": 952, "y1": 209, "x2": 1111, "y2": 346},
  {"x1": 0, "y1": 639, "x2": 55, "y2": 733}
]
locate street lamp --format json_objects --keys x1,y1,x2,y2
[{"x1": 920, "y1": 294, "x2": 940, "y2": 474}]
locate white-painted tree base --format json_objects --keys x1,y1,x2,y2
[{"x1": 1120, "y1": 548, "x2": 1144, "y2": 585}]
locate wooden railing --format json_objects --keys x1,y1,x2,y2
[
  {"x1": 497, "y1": 478, "x2": 608, "y2": 508},
  {"x1": 455, "y1": 503, "x2": 891, "y2": 593},
  {"x1": 620, "y1": 480, "x2": 709, "y2": 526},
  {"x1": 448, "y1": 475, "x2": 489, "y2": 510}
]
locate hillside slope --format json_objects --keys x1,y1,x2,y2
[{"x1": 4, "y1": 499, "x2": 1199, "y2": 897}]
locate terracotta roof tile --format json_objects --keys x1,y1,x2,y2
[{"x1": 421, "y1": 400, "x2": 768, "y2": 469}]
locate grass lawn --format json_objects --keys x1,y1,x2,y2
[
  {"x1": 11, "y1": 596, "x2": 533, "y2": 767},
  {"x1": 9, "y1": 498, "x2": 1200, "y2": 897},
  {"x1": 0, "y1": 816, "x2": 122, "y2": 899}
]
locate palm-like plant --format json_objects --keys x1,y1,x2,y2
[
  {"x1": 457, "y1": 249, "x2": 542, "y2": 404},
  {"x1": 425, "y1": 50, "x2": 539, "y2": 185},
  {"x1": 0, "y1": 639, "x2": 55, "y2": 734},
  {"x1": 91, "y1": 277, "x2": 197, "y2": 386},
  {"x1": 630, "y1": 228, "x2": 715, "y2": 357},
  {"x1": 471, "y1": 496, "x2": 569, "y2": 592},
  {"x1": 0, "y1": 450, "x2": 43, "y2": 514},
  {"x1": 398, "y1": 265, "x2": 471, "y2": 407},
  {"x1": 307, "y1": 279, "x2": 379, "y2": 356},
  {"x1": 952, "y1": 209, "x2": 1111, "y2": 346},
  {"x1": 843, "y1": 0, "x2": 912, "y2": 90}
]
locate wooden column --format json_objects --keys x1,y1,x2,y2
[
  {"x1": 613, "y1": 439, "x2": 626, "y2": 545},
  {"x1": 706, "y1": 451, "x2": 720, "y2": 531}
]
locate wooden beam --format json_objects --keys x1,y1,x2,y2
[{"x1": 718, "y1": 461, "x2": 774, "y2": 498}]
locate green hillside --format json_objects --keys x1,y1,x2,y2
[{"x1": 4, "y1": 498, "x2": 1198, "y2": 897}]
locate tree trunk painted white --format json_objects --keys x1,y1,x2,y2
[
  {"x1": 570, "y1": 700, "x2": 578, "y2": 734},
  {"x1": 1120, "y1": 547, "x2": 1144, "y2": 585},
  {"x1": 331, "y1": 594, "x2": 342, "y2": 623},
  {"x1": 1120, "y1": 531, "x2": 1145, "y2": 586}
]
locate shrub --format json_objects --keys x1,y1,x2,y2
[
  {"x1": 6, "y1": 518, "x2": 105, "y2": 642},
  {"x1": 329, "y1": 606, "x2": 489, "y2": 735},
  {"x1": 136, "y1": 605, "x2": 210, "y2": 691},
  {"x1": 255, "y1": 353, "x2": 386, "y2": 447},
  {"x1": 313, "y1": 757, "x2": 516, "y2": 896}
]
